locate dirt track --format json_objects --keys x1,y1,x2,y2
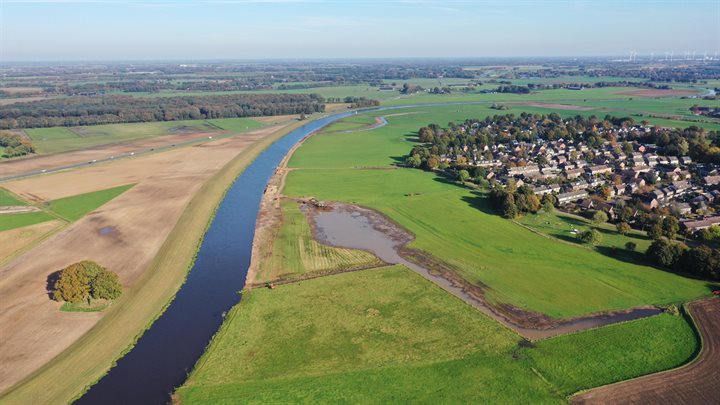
[
  {"x1": 0, "y1": 125, "x2": 287, "y2": 393},
  {"x1": 573, "y1": 298, "x2": 720, "y2": 404}
]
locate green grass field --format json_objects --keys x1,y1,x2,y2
[
  {"x1": 24, "y1": 118, "x2": 263, "y2": 155},
  {"x1": 177, "y1": 266, "x2": 698, "y2": 403},
  {"x1": 517, "y1": 210, "x2": 653, "y2": 260},
  {"x1": 282, "y1": 105, "x2": 712, "y2": 318},
  {"x1": 47, "y1": 184, "x2": 134, "y2": 221},
  {"x1": 255, "y1": 201, "x2": 382, "y2": 283},
  {"x1": 0, "y1": 211, "x2": 55, "y2": 232},
  {"x1": 0, "y1": 188, "x2": 27, "y2": 206},
  {"x1": 524, "y1": 312, "x2": 697, "y2": 396}
]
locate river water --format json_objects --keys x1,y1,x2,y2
[{"x1": 75, "y1": 111, "x2": 354, "y2": 405}]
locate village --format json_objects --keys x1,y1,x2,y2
[{"x1": 426, "y1": 117, "x2": 720, "y2": 237}]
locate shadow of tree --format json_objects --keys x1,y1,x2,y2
[{"x1": 46, "y1": 270, "x2": 61, "y2": 301}]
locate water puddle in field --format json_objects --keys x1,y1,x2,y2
[
  {"x1": 308, "y1": 203, "x2": 663, "y2": 340},
  {"x1": 98, "y1": 226, "x2": 117, "y2": 236}
]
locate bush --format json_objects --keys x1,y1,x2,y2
[
  {"x1": 625, "y1": 241, "x2": 637, "y2": 251},
  {"x1": 579, "y1": 229, "x2": 601, "y2": 245},
  {"x1": 590, "y1": 210, "x2": 608, "y2": 224},
  {"x1": 616, "y1": 222, "x2": 631, "y2": 235},
  {"x1": 53, "y1": 260, "x2": 122, "y2": 303}
]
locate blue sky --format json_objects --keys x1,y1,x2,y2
[{"x1": 0, "y1": 0, "x2": 718, "y2": 61}]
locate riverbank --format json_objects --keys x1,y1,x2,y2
[{"x1": 0, "y1": 118, "x2": 311, "y2": 405}]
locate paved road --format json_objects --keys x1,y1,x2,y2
[{"x1": 572, "y1": 298, "x2": 720, "y2": 405}]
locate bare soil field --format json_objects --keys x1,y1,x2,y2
[
  {"x1": 572, "y1": 298, "x2": 720, "y2": 404},
  {"x1": 0, "y1": 97, "x2": 47, "y2": 106},
  {"x1": 0, "y1": 220, "x2": 62, "y2": 263},
  {"x1": 0, "y1": 129, "x2": 223, "y2": 179},
  {"x1": 0, "y1": 124, "x2": 288, "y2": 393},
  {"x1": 613, "y1": 89, "x2": 698, "y2": 97}
]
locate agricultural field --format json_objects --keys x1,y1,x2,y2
[
  {"x1": 0, "y1": 187, "x2": 26, "y2": 206},
  {"x1": 177, "y1": 266, "x2": 699, "y2": 403},
  {"x1": 0, "y1": 212, "x2": 55, "y2": 232},
  {"x1": 46, "y1": 184, "x2": 134, "y2": 221},
  {"x1": 23, "y1": 117, "x2": 263, "y2": 155}
]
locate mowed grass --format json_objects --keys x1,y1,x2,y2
[
  {"x1": 255, "y1": 201, "x2": 382, "y2": 283},
  {"x1": 47, "y1": 184, "x2": 133, "y2": 221},
  {"x1": 24, "y1": 118, "x2": 263, "y2": 154},
  {"x1": 178, "y1": 266, "x2": 699, "y2": 403},
  {"x1": 0, "y1": 188, "x2": 27, "y2": 206},
  {"x1": 525, "y1": 313, "x2": 698, "y2": 395},
  {"x1": 517, "y1": 210, "x2": 653, "y2": 258},
  {"x1": 0, "y1": 211, "x2": 55, "y2": 232},
  {"x1": 178, "y1": 266, "x2": 560, "y2": 404}
]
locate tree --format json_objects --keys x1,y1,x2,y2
[
  {"x1": 625, "y1": 241, "x2": 637, "y2": 251},
  {"x1": 590, "y1": 210, "x2": 609, "y2": 224},
  {"x1": 457, "y1": 169, "x2": 470, "y2": 183},
  {"x1": 646, "y1": 239, "x2": 686, "y2": 268},
  {"x1": 425, "y1": 156, "x2": 439, "y2": 170},
  {"x1": 52, "y1": 260, "x2": 122, "y2": 303},
  {"x1": 500, "y1": 193, "x2": 518, "y2": 219},
  {"x1": 679, "y1": 246, "x2": 720, "y2": 280},
  {"x1": 579, "y1": 229, "x2": 601, "y2": 245},
  {"x1": 661, "y1": 216, "x2": 679, "y2": 239},
  {"x1": 647, "y1": 221, "x2": 664, "y2": 240},
  {"x1": 405, "y1": 154, "x2": 422, "y2": 168},
  {"x1": 616, "y1": 222, "x2": 631, "y2": 235}
]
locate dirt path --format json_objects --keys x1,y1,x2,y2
[
  {"x1": 0, "y1": 124, "x2": 289, "y2": 393},
  {"x1": 572, "y1": 298, "x2": 720, "y2": 404}
]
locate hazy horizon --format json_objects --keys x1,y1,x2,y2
[{"x1": 1, "y1": 0, "x2": 719, "y2": 62}]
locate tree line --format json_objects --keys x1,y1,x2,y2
[{"x1": 0, "y1": 94, "x2": 325, "y2": 129}]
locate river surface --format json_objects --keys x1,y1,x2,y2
[{"x1": 75, "y1": 111, "x2": 356, "y2": 405}]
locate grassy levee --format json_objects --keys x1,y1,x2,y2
[{"x1": 0, "y1": 118, "x2": 311, "y2": 405}]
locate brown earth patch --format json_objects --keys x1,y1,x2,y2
[
  {"x1": 0, "y1": 220, "x2": 63, "y2": 263},
  {"x1": 572, "y1": 298, "x2": 720, "y2": 404},
  {"x1": 613, "y1": 88, "x2": 698, "y2": 97},
  {"x1": 0, "y1": 124, "x2": 288, "y2": 392},
  {"x1": 0, "y1": 97, "x2": 47, "y2": 106}
]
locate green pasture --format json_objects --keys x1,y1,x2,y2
[
  {"x1": 47, "y1": 184, "x2": 134, "y2": 221},
  {"x1": 0, "y1": 188, "x2": 27, "y2": 206},
  {"x1": 0, "y1": 211, "x2": 55, "y2": 232},
  {"x1": 177, "y1": 266, "x2": 698, "y2": 403}
]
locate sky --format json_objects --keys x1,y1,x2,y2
[{"x1": 0, "y1": 0, "x2": 718, "y2": 61}]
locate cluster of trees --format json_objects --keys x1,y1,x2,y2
[
  {"x1": 488, "y1": 182, "x2": 555, "y2": 218},
  {"x1": 0, "y1": 94, "x2": 325, "y2": 129},
  {"x1": 646, "y1": 239, "x2": 719, "y2": 281},
  {"x1": 52, "y1": 261, "x2": 123, "y2": 304},
  {"x1": 0, "y1": 132, "x2": 34, "y2": 157},
  {"x1": 400, "y1": 83, "x2": 424, "y2": 94},
  {"x1": 495, "y1": 85, "x2": 531, "y2": 94},
  {"x1": 690, "y1": 105, "x2": 720, "y2": 118}
]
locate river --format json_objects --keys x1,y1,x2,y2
[{"x1": 75, "y1": 111, "x2": 355, "y2": 405}]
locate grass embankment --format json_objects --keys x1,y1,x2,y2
[
  {"x1": 255, "y1": 200, "x2": 382, "y2": 283},
  {"x1": 0, "y1": 212, "x2": 55, "y2": 232},
  {"x1": 24, "y1": 117, "x2": 262, "y2": 155},
  {"x1": 282, "y1": 106, "x2": 711, "y2": 318},
  {"x1": 177, "y1": 266, "x2": 698, "y2": 403},
  {"x1": 0, "y1": 118, "x2": 310, "y2": 405}
]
